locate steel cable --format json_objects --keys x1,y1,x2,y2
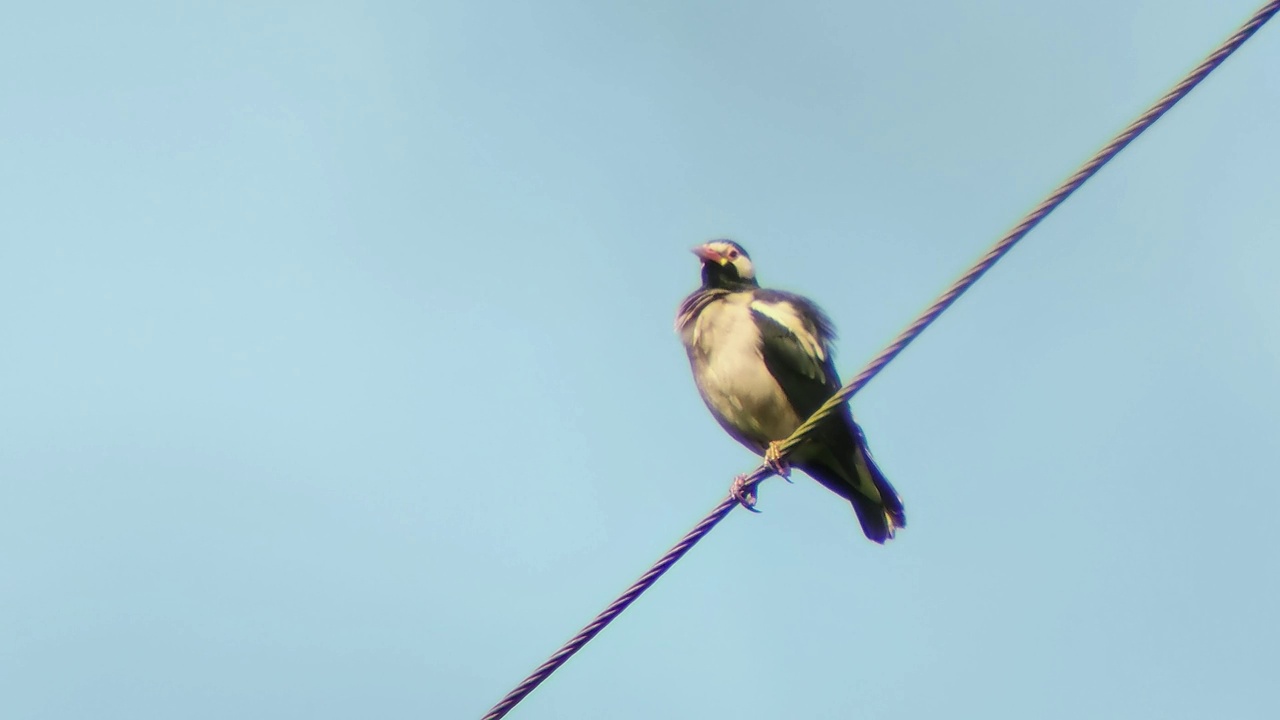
[{"x1": 481, "y1": 3, "x2": 1280, "y2": 717}]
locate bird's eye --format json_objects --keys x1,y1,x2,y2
[{"x1": 727, "y1": 249, "x2": 739, "y2": 260}]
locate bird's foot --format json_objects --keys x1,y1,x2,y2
[
  {"x1": 730, "y1": 474, "x2": 762, "y2": 513},
  {"x1": 764, "y1": 441, "x2": 792, "y2": 483}
]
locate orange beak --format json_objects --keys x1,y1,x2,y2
[{"x1": 691, "y1": 245, "x2": 727, "y2": 264}]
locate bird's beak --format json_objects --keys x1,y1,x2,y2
[{"x1": 691, "y1": 245, "x2": 729, "y2": 265}]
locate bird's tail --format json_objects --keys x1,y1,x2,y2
[
  {"x1": 847, "y1": 442, "x2": 906, "y2": 543},
  {"x1": 798, "y1": 423, "x2": 906, "y2": 543}
]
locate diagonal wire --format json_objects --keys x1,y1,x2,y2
[{"x1": 480, "y1": 2, "x2": 1280, "y2": 718}]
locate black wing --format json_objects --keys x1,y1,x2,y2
[{"x1": 749, "y1": 289, "x2": 842, "y2": 418}]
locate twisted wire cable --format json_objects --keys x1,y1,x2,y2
[{"x1": 481, "y1": 3, "x2": 1280, "y2": 717}]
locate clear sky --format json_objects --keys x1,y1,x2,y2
[{"x1": 2, "y1": 2, "x2": 1278, "y2": 718}]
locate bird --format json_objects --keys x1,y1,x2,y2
[{"x1": 675, "y1": 240, "x2": 906, "y2": 543}]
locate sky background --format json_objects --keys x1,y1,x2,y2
[{"x1": 2, "y1": 1, "x2": 1278, "y2": 718}]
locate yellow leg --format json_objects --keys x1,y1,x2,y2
[{"x1": 764, "y1": 441, "x2": 792, "y2": 482}]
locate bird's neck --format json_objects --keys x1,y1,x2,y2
[{"x1": 701, "y1": 275, "x2": 759, "y2": 293}]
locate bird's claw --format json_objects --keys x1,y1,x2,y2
[
  {"x1": 730, "y1": 474, "x2": 762, "y2": 513},
  {"x1": 764, "y1": 441, "x2": 792, "y2": 483}
]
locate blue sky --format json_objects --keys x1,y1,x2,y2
[{"x1": 2, "y1": 1, "x2": 1278, "y2": 718}]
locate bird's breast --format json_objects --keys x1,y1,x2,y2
[{"x1": 681, "y1": 294, "x2": 803, "y2": 449}]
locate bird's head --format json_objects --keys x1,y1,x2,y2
[{"x1": 692, "y1": 240, "x2": 758, "y2": 290}]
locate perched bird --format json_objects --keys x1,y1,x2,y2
[{"x1": 676, "y1": 240, "x2": 906, "y2": 543}]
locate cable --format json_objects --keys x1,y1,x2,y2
[{"x1": 480, "y1": 3, "x2": 1280, "y2": 717}]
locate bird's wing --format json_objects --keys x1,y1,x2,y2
[{"x1": 749, "y1": 290, "x2": 841, "y2": 417}]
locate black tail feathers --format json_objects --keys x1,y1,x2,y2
[{"x1": 799, "y1": 442, "x2": 906, "y2": 544}]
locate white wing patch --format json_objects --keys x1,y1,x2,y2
[{"x1": 749, "y1": 299, "x2": 827, "y2": 362}]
